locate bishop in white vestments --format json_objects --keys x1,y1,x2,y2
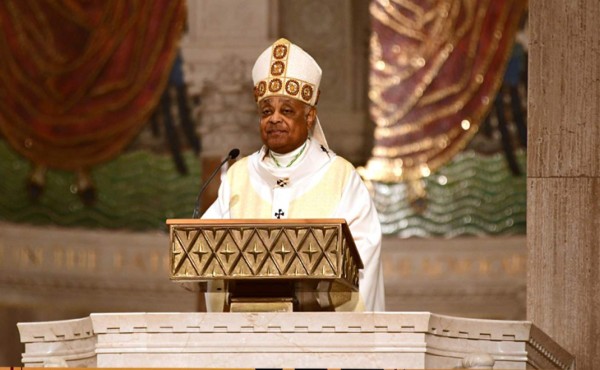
[{"x1": 203, "y1": 38, "x2": 385, "y2": 312}]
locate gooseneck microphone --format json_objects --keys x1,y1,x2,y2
[{"x1": 192, "y1": 148, "x2": 240, "y2": 218}]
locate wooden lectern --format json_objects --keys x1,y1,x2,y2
[{"x1": 167, "y1": 219, "x2": 363, "y2": 312}]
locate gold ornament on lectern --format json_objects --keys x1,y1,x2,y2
[{"x1": 168, "y1": 219, "x2": 363, "y2": 312}]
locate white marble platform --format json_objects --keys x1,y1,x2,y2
[{"x1": 18, "y1": 312, "x2": 573, "y2": 369}]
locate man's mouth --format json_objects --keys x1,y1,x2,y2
[{"x1": 267, "y1": 129, "x2": 287, "y2": 135}]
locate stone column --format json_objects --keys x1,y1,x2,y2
[
  {"x1": 527, "y1": 1, "x2": 600, "y2": 369},
  {"x1": 181, "y1": 0, "x2": 277, "y2": 213},
  {"x1": 279, "y1": 0, "x2": 372, "y2": 164}
]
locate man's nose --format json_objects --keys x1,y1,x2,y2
[{"x1": 269, "y1": 110, "x2": 283, "y2": 123}]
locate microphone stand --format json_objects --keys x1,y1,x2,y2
[{"x1": 192, "y1": 148, "x2": 240, "y2": 218}]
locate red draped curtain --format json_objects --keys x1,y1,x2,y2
[
  {"x1": 0, "y1": 0, "x2": 186, "y2": 171},
  {"x1": 361, "y1": 0, "x2": 527, "y2": 190}
]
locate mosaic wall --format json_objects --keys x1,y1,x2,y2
[
  {"x1": 373, "y1": 149, "x2": 526, "y2": 237},
  {"x1": 0, "y1": 140, "x2": 200, "y2": 230}
]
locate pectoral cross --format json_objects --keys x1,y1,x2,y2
[{"x1": 274, "y1": 209, "x2": 285, "y2": 219}]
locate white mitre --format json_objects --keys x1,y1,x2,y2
[{"x1": 251, "y1": 38, "x2": 329, "y2": 148}]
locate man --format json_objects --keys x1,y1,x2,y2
[{"x1": 203, "y1": 38, "x2": 385, "y2": 311}]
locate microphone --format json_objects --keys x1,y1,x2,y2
[{"x1": 192, "y1": 148, "x2": 240, "y2": 218}]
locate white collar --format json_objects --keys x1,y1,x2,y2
[
  {"x1": 252, "y1": 138, "x2": 334, "y2": 187},
  {"x1": 265, "y1": 139, "x2": 309, "y2": 169}
]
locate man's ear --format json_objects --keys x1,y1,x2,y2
[{"x1": 307, "y1": 107, "x2": 317, "y2": 131}]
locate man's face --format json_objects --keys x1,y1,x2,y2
[{"x1": 258, "y1": 96, "x2": 315, "y2": 154}]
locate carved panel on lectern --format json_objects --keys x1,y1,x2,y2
[{"x1": 169, "y1": 221, "x2": 361, "y2": 289}]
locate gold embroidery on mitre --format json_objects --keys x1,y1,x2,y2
[
  {"x1": 286, "y1": 80, "x2": 300, "y2": 95},
  {"x1": 273, "y1": 44, "x2": 288, "y2": 59},
  {"x1": 271, "y1": 61, "x2": 285, "y2": 76},
  {"x1": 301, "y1": 84, "x2": 314, "y2": 102},
  {"x1": 269, "y1": 78, "x2": 283, "y2": 92},
  {"x1": 257, "y1": 81, "x2": 267, "y2": 97},
  {"x1": 255, "y1": 38, "x2": 319, "y2": 106}
]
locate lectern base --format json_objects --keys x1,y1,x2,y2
[{"x1": 230, "y1": 298, "x2": 294, "y2": 312}]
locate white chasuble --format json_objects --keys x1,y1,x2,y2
[{"x1": 203, "y1": 139, "x2": 385, "y2": 312}]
